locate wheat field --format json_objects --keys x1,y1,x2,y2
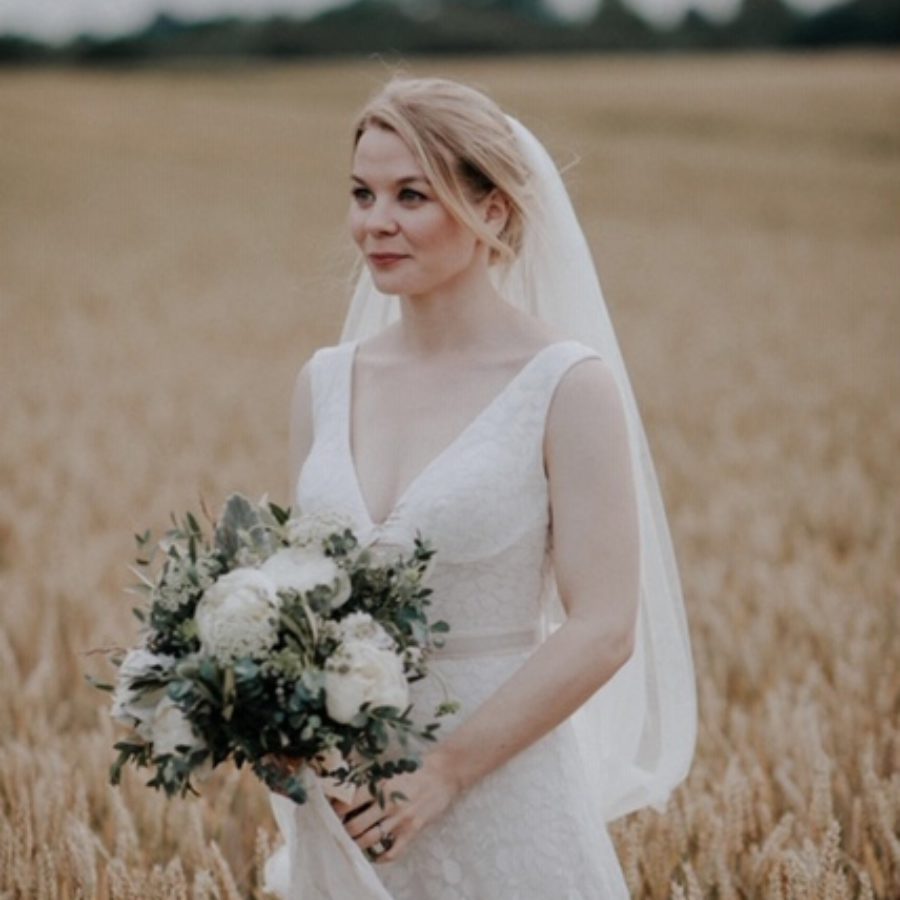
[{"x1": 1, "y1": 52, "x2": 898, "y2": 898}]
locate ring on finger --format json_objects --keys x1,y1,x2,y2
[
  {"x1": 378, "y1": 822, "x2": 396, "y2": 851},
  {"x1": 365, "y1": 822, "x2": 395, "y2": 860}
]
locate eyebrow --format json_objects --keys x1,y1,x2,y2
[{"x1": 350, "y1": 174, "x2": 429, "y2": 186}]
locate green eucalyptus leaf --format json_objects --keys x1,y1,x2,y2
[
  {"x1": 214, "y1": 493, "x2": 274, "y2": 561},
  {"x1": 85, "y1": 674, "x2": 115, "y2": 692}
]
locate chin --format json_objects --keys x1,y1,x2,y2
[
  {"x1": 367, "y1": 264, "x2": 455, "y2": 299},
  {"x1": 369, "y1": 269, "x2": 423, "y2": 294},
  {"x1": 370, "y1": 273, "x2": 412, "y2": 294}
]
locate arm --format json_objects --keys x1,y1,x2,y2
[
  {"x1": 287, "y1": 360, "x2": 314, "y2": 505},
  {"x1": 431, "y1": 356, "x2": 641, "y2": 794}
]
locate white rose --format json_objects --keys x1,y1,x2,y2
[
  {"x1": 324, "y1": 640, "x2": 409, "y2": 725},
  {"x1": 260, "y1": 547, "x2": 352, "y2": 610},
  {"x1": 195, "y1": 568, "x2": 281, "y2": 663},
  {"x1": 110, "y1": 648, "x2": 176, "y2": 740}
]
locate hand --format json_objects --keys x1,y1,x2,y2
[{"x1": 329, "y1": 751, "x2": 460, "y2": 864}]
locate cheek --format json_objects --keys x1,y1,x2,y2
[
  {"x1": 348, "y1": 206, "x2": 365, "y2": 245},
  {"x1": 415, "y1": 209, "x2": 470, "y2": 252}
]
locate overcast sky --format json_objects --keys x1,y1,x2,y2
[{"x1": 0, "y1": 0, "x2": 845, "y2": 43}]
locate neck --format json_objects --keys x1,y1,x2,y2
[{"x1": 395, "y1": 263, "x2": 518, "y2": 357}]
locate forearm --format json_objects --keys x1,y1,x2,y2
[{"x1": 430, "y1": 616, "x2": 635, "y2": 795}]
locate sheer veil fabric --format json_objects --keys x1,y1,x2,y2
[{"x1": 338, "y1": 113, "x2": 697, "y2": 824}]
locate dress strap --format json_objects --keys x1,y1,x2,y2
[
  {"x1": 308, "y1": 341, "x2": 356, "y2": 443},
  {"x1": 513, "y1": 340, "x2": 605, "y2": 437}
]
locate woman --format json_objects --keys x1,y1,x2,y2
[{"x1": 266, "y1": 75, "x2": 696, "y2": 899}]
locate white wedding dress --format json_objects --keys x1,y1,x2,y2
[{"x1": 266, "y1": 337, "x2": 631, "y2": 899}]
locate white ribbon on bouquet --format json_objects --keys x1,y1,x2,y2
[{"x1": 265, "y1": 766, "x2": 394, "y2": 900}]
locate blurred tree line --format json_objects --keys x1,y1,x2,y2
[{"x1": 1, "y1": 0, "x2": 897, "y2": 64}]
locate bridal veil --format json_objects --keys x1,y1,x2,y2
[{"x1": 339, "y1": 111, "x2": 697, "y2": 824}]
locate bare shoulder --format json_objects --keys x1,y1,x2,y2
[
  {"x1": 550, "y1": 354, "x2": 622, "y2": 422},
  {"x1": 544, "y1": 354, "x2": 627, "y2": 459}
]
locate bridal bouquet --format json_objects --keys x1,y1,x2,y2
[{"x1": 92, "y1": 492, "x2": 458, "y2": 806}]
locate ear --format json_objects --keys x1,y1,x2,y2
[{"x1": 481, "y1": 188, "x2": 510, "y2": 237}]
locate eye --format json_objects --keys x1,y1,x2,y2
[{"x1": 350, "y1": 186, "x2": 427, "y2": 204}]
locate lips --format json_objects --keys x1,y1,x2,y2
[{"x1": 369, "y1": 253, "x2": 407, "y2": 262}]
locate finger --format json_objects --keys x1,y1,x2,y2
[
  {"x1": 356, "y1": 815, "x2": 402, "y2": 854},
  {"x1": 343, "y1": 801, "x2": 382, "y2": 838},
  {"x1": 342, "y1": 794, "x2": 376, "y2": 820},
  {"x1": 328, "y1": 794, "x2": 350, "y2": 816},
  {"x1": 355, "y1": 822, "x2": 387, "y2": 853},
  {"x1": 339, "y1": 784, "x2": 377, "y2": 823},
  {"x1": 373, "y1": 830, "x2": 406, "y2": 864},
  {"x1": 339, "y1": 783, "x2": 367, "y2": 807}
]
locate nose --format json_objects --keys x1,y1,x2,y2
[{"x1": 364, "y1": 197, "x2": 399, "y2": 235}]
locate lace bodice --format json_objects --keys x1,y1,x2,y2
[{"x1": 297, "y1": 338, "x2": 600, "y2": 638}]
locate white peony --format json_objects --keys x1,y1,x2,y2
[
  {"x1": 195, "y1": 568, "x2": 281, "y2": 663},
  {"x1": 324, "y1": 639, "x2": 409, "y2": 725},
  {"x1": 260, "y1": 546, "x2": 351, "y2": 610},
  {"x1": 110, "y1": 647, "x2": 177, "y2": 741}
]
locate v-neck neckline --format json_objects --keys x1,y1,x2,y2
[{"x1": 343, "y1": 338, "x2": 575, "y2": 530}]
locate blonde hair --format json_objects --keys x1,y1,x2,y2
[{"x1": 350, "y1": 75, "x2": 534, "y2": 267}]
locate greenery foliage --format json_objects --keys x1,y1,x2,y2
[{"x1": 100, "y1": 493, "x2": 458, "y2": 808}]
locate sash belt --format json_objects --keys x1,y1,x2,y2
[{"x1": 429, "y1": 622, "x2": 543, "y2": 660}]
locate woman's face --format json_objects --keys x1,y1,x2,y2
[{"x1": 348, "y1": 125, "x2": 487, "y2": 298}]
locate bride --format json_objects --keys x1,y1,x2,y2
[{"x1": 265, "y1": 75, "x2": 696, "y2": 899}]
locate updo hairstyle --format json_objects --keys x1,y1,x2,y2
[{"x1": 350, "y1": 75, "x2": 534, "y2": 267}]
